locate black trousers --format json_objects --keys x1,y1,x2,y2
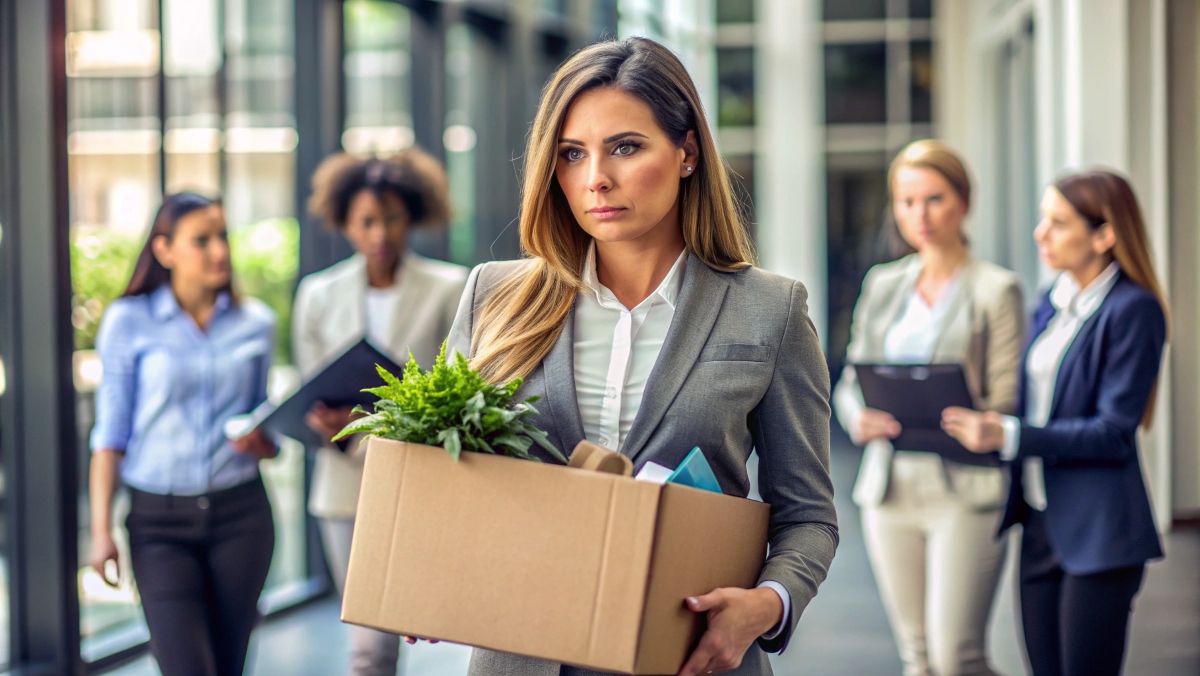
[
  {"x1": 1019, "y1": 508, "x2": 1145, "y2": 676},
  {"x1": 127, "y1": 477, "x2": 275, "y2": 676}
]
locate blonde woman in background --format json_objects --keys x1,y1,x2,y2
[
  {"x1": 834, "y1": 140, "x2": 1025, "y2": 675},
  {"x1": 293, "y1": 148, "x2": 468, "y2": 676}
]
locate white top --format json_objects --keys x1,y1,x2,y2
[
  {"x1": 1001, "y1": 262, "x2": 1121, "y2": 510},
  {"x1": 570, "y1": 242, "x2": 789, "y2": 638},
  {"x1": 364, "y1": 285, "x2": 402, "y2": 348},
  {"x1": 573, "y1": 243, "x2": 686, "y2": 451},
  {"x1": 882, "y1": 276, "x2": 962, "y2": 364}
]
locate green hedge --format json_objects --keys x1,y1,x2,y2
[{"x1": 71, "y1": 218, "x2": 300, "y2": 362}]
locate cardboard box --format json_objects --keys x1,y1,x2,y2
[{"x1": 342, "y1": 438, "x2": 771, "y2": 675}]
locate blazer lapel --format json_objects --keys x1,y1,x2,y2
[
  {"x1": 624, "y1": 255, "x2": 729, "y2": 464},
  {"x1": 866, "y1": 256, "x2": 921, "y2": 359},
  {"x1": 542, "y1": 302, "x2": 586, "y2": 456},
  {"x1": 1047, "y1": 304, "x2": 1104, "y2": 420}
]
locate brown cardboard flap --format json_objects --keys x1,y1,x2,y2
[
  {"x1": 569, "y1": 440, "x2": 634, "y2": 476},
  {"x1": 634, "y1": 485, "x2": 770, "y2": 675},
  {"x1": 342, "y1": 439, "x2": 660, "y2": 673}
]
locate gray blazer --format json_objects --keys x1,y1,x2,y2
[
  {"x1": 446, "y1": 254, "x2": 838, "y2": 676},
  {"x1": 832, "y1": 254, "x2": 1025, "y2": 508}
]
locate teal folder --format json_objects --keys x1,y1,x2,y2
[{"x1": 667, "y1": 447, "x2": 723, "y2": 494}]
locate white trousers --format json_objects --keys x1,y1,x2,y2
[
  {"x1": 861, "y1": 454, "x2": 1006, "y2": 676},
  {"x1": 319, "y1": 517, "x2": 403, "y2": 676}
]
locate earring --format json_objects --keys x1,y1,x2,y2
[{"x1": 686, "y1": 166, "x2": 692, "y2": 172}]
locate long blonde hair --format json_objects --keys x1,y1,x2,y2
[
  {"x1": 471, "y1": 37, "x2": 756, "y2": 383},
  {"x1": 1055, "y1": 170, "x2": 1169, "y2": 427}
]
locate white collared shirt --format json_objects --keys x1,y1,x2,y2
[
  {"x1": 1001, "y1": 262, "x2": 1121, "y2": 510},
  {"x1": 883, "y1": 274, "x2": 963, "y2": 364},
  {"x1": 571, "y1": 242, "x2": 790, "y2": 641},
  {"x1": 573, "y1": 243, "x2": 686, "y2": 452}
]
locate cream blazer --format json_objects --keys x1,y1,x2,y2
[
  {"x1": 292, "y1": 252, "x2": 468, "y2": 519},
  {"x1": 833, "y1": 254, "x2": 1025, "y2": 509}
]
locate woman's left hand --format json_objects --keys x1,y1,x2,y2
[
  {"x1": 231, "y1": 428, "x2": 278, "y2": 460},
  {"x1": 941, "y1": 407, "x2": 1006, "y2": 454},
  {"x1": 677, "y1": 586, "x2": 784, "y2": 676}
]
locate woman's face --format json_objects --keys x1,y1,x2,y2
[
  {"x1": 343, "y1": 189, "x2": 409, "y2": 270},
  {"x1": 554, "y1": 87, "x2": 697, "y2": 246},
  {"x1": 152, "y1": 205, "x2": 231, "y2": 292},
  {"x1": 892, "y1": 166, "x2": 967, "y2": 252},
  {"x1": 1033, "y1": 187, "x2": 1114, "y2": 272}
]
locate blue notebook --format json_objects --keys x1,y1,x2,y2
[{"x1": 667, "y1": 447, "x2": 723, "y2": 494}]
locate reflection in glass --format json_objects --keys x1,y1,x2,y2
[
  {"x1": 716, "y1": 0, "x2": 754, "y2": 24},
  {"x1": 822, "y1": 0, "x2": 886, "y2": 22},
  {"x1": 445, "y1": 24, "x2": 477, "y2": 266},
  {"x1": 824, "y1": 43, "x2": 887, "y2": 124},
  {"x1": 910, "y1": 40, "x2": 933, "y2": 123},
  {"x1": 343, "y1": 1, "x2": 413, "y2": 157},
  {"x1": 717, "y1": 47, "x2": 755, "y2": 127},
  {"x1": 69, "y1": 0, "x2": 304, "y2": 658}
]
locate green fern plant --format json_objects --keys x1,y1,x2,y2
[{"x1": 333, "y1": 344, "x2": 565, "y2": 463}]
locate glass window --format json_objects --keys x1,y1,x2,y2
[
  {"x1": 910, "y1": 40, "x2": 933, "y2": 123},
  {"x1": 717, "y1": 47, "x2": 755, "y2": 127},
  {"x1": 69, "y1": 0, "x2": 304, "y2": 660},
  {"x1": 716, "y1": 0, "x2": 754, "y2": 24},
  {"x1": 343, "y1": 0, "x2": 413, "y2": 157},
  {"x1": 909, "y1": 0, "x2": 934, "y2": 19},
  {"x1": 825, "y1": 155, "x2": 890, "y2": 370},
  {"x1": 822, "y1": 0, "x2": 886, "y2": 22},
  {"x1": 445, "y1": 23, "x2": 478, "y2": 266},
  {"x1": 824, "y1": 42, "x2": 887, "y2": 124},
  {"x1": 67, "y1": 0, "x2": 160, "y2": 652}
]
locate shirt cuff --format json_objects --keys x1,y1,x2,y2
[
  {"x1": 757, "y1": 581, "x2": 790, "y2": 640},
  {"x1": 1000, "y1": 415, "x2": 1021, "y2": 461}
]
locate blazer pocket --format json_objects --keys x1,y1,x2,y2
[{"x1": 699, "y1": 343, "x2": 772, "y2": 363}]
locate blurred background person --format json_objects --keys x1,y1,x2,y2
[
  {"x1": 293, "y1": 148, "x2": 467, "y2": 676},
  {"x1": 944, "y1": 170, "x2": 1168, "y2": 676},
  {"x1": 88, "y1": 193, "x2": 280, "y2": 676},
  {"x1": 834, "y1": 140, "x2": 1025, "y2": 675}
]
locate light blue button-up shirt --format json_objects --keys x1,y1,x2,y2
[{"x1": 90, "y1": 285, "x2": 275, "y2": 496}]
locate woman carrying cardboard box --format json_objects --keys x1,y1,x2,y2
[
  {"x1": 444, "y1": 37, "x2": 838, "y2": 676},
  {"x1": 294, "y1": 148, "x2": 468, "y2": 676}
]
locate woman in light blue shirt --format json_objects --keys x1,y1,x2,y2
[{"x1": 88, "y1": 193, "x2": 279, "y2": 676}]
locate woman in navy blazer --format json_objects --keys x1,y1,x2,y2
[{"x1": 942, "y1": 170, "x2": 1167, "y2": 676}]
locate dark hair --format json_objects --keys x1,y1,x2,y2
[
  {"x1": 1054, "y1": 169, "x2": 1168, "y2": 426},
  {"x1": 123, "y1": 192, "x2": 229, "y2": 298},
  {"x1": 307, "y1": 147, "x2": 451, "y2": 230}
]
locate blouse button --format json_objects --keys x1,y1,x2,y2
[{"x1": 197, "y1": 497, "x2": 211, "y2": 510}]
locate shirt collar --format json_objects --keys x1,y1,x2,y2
[
  {"x1": 149, "y1": 284, "x2": 233, "y2": 322},
  {"x1": 580, "y1": 241, "x2": 688, "y2": 311},
  {"x1": 1050, "y1": 261, "x2": 1120, "y2": 318}
]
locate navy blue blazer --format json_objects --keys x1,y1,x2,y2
[{"x1": 999, "y1": 272, "x2": 1165, "y2": 575}]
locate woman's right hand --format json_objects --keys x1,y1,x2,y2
[
  {"x1": 855, "y1": 408, "x2": 902, "y2": 444},
  {"x1": 90, "y1": 530, "x2": 120, "y2": 587},
  {"x1": 305, "y1": 402, "x2": 357, "y2": 445}
]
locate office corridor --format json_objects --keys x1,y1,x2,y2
[{"x1": 112, "y1": 431, "x2": 1200, "y2": 676}]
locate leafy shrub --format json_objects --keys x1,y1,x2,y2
[
  {"x1": 334, "y1": 345, "x2": 565, "y2": 463},
  {"x1": 71, "y1": 230, "x2": 142, "y2": 350}
]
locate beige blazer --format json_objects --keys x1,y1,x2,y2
[
  {"x1": 833, "y1": 254, "x2": 1025, "y2": 509},
  {"x1": 292, "y1": 252, "x2": 468, "y2": 518}
]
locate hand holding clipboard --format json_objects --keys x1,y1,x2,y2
[{"x1": 853, "y1": 363, "x2": 1000, "y2": 467}]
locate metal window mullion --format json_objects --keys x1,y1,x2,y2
[{"x1": 2, "y1": 0, "x2": 81, "y2": 673}]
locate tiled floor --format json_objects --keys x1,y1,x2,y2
[{"x1": 112, "y1": 432, "x2": 1200, "y2": 675}]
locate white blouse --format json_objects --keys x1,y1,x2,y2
[
  {"x1": 570, "y1": 242, "x2": 789, "y2": 638},
  {"x1": 1001, "y1": 262, "x2": 1121, "y2": 510},
  {"x1": 573, "y1": 244, "x2": 686, "y2": 452}
]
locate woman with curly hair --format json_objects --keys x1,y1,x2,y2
[{"x1": 294, "y1": 148, "x2": 468, "y2": 676}]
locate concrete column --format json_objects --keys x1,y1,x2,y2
[{"x1": 754, "y1": 0, "x2": 826, "y2": 342}]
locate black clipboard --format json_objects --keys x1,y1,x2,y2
[
  {"x1": 853, "y1": 363, "x2": 999, "y2": 467},
  {"x1": 240, "y1": 339, "x2": 403, "y2": 449}
]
